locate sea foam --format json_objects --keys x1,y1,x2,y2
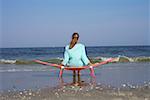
[{"x1": 0, "y1": 59, "x2": 16, "y2": 64}]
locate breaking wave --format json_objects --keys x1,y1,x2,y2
[{"x1": 0, "y1": 56, "x2": 150, "y2": 65}]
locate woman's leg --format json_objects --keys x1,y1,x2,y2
[
  {"x1": 73, "y1": 71, "x2": 76, "y2": 84},
  {"x1": 77, "y1": 71, "x2": 81, "y2": 84},
  {"x1": 77, "y1": 70, "x2": 80, "y2": 75}
]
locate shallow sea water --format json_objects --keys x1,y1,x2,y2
[{"x1": 0, "y1": 62, "x2": 150, "y2": 91}]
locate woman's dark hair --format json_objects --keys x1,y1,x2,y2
[
  {"x1": 72, "y1": 32, "x2": 79, "y2": 39},
  {"x1": 69, "y1": 32, "x2": 79, "y2": 49}
]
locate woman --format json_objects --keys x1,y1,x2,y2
[{"x1": 61, "y1": 32, "x2": 92, "y2": 75}]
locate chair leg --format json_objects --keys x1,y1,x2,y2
[
  {"x1": 59, "y1": 68, "x2": 64, "y2": 78},
  {"x1": 90, "y1": 67, "x2": 96, "y2": 78}
]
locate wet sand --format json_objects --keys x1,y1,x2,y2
[{"x1": 0, "y1": 82, "x2": 150, "y2": 100}]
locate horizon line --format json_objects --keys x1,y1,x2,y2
[{"x1": 1, "y1": 45, "x2": 150, "y2": 49}]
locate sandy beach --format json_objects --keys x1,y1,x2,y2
[{"x1": 0, "y1": 82, "x2": 150, "y2": 100}]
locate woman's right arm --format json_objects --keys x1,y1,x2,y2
[
  {"x1": 81, "y1": 45, "x2": 91, "y2": 65},
  {"x1": 61, "y1": 48, "x2": 69, "y2": 66}
]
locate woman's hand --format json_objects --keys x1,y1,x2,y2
[
  {"x1": 60, "y1": 63, "x2": 64, "y2": 66},
  {"x1": 88, "y1": 62, "x2": 93, "y2": 66}
]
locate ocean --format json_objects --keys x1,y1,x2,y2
[
  {"x1": 1, "y1": 46, "x2": 150, "y2": 61},
  {"x1": 0, "y1": 46, "x2": 150, "y2": 91}
]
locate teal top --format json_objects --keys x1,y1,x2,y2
[{"x1": 62, "y1": 43, "x2": 90, "y2": 67}]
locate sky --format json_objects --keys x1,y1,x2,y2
[{"x1": 1, "y1": 0, "x2": 150, "y2": 48}]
